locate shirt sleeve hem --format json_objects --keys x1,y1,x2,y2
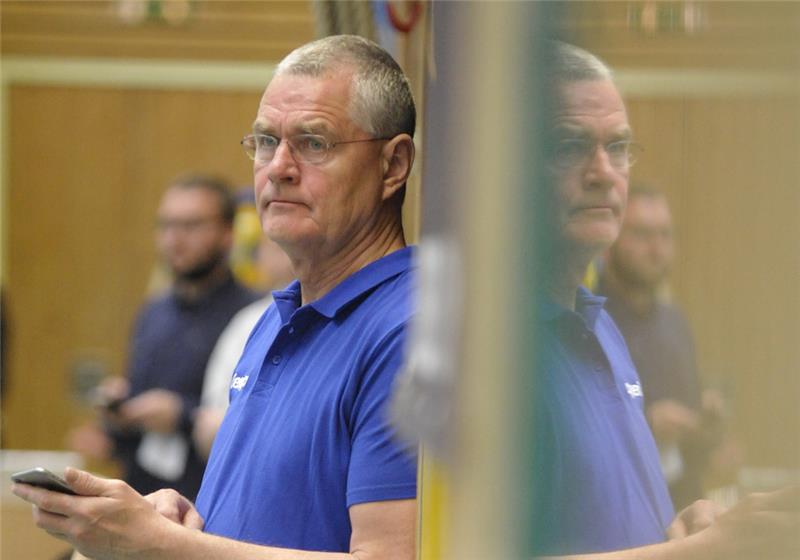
[{"x1": 346, "y1": 483, "x2": 417, "y2": 507}]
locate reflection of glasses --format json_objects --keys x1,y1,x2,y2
[
  {"x1": 550, "y1": 139, "x2": 643, "y2": 170},
  {"x1": 156, "y1": 217, "x2": 220, "y2": 233},
  {"x1": 241, "y1": 133, "x2": 390, "y2": 165}
]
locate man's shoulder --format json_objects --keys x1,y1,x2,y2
[
  {"x1": 654, "y1": 299, "x2": 694, "y2": 334},
  {"x1": 136, "y1": 290, "x2": 174, "y2": 317},
  {"x1": 354, "y1": 265, "x2": 415, "y2": 330},
  {"x1": 321, "y1": 247, "x2": 416, "y2": 328}
]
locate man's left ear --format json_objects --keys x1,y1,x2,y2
[{"x1": 380, "y1": 134, "x2": 414, "y2": 201}]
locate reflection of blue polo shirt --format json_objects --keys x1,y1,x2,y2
[
  {"x1": 529, "y1": 287, "x2": 674, "y2": 556},
  {"x1": 196, "y1": 247, "x2": 417, "y2": 552}
]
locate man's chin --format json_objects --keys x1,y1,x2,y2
[
  {"x1": 170, "y1": 254, "x2": 226, "y2": 282},
  {"x1": 565, "y1": 225, "x2": 619, "y2": 254}
]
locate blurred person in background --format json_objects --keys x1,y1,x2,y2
[
  {"x1": 597, "y1": 185, "x2": 741, "y2": 510},
  {"x1": 192, "y1": 233, "x2": 294, "y2": 459},
  {"x1": 69, "y1": 174, "x2": 257, "y2": 501},
  {"x1": 17, "y1": 34, "x2": 417, "y2": 560}
]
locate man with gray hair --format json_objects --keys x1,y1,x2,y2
[{"x1": 14, "y1": 34, "x2": 417, "y2": 560}]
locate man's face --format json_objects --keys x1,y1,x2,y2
[
  {"x1": 609, "y1": 195, "x2": 675, "y2": 288},
  {"x1": 252, "y1": 71, "x2": 388, "y2": 258},
  {"x1": 548, "y1": 79, "x2": 631, "y2": 254},
  {"x1": 155, "y1": 187, "x2": 232, "y2": 279}
]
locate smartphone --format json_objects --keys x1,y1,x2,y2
[
  {"x1": 91, "y1": 390, "x2": 127, "y2": 414},
  {"x1": 99, "y1": 399, "x2": 127, "y2": 414},
  {"x1": 11, "y1": 467, "x2": 77, "y2": 495}
]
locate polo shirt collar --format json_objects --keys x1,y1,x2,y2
[
  {"x1": 272, "y1": 246, "x2": 414, "y2": 321},
  {"x1": 538, "y1": 286, "x2": 607, "y2": 330}
]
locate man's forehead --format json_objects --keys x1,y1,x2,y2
[
  {"x1": 260, "y1": 70, "x2": 353, "y2": 105},
  {"x1": 159, "y1": 188, "x2": 218, "y2": 215},
  {"x1": 552, "y1": 79, "x2": 629, "y2": 127},
  {"x1": 628, "y1": 195, "x2": 671, "y2": 216},
  {"x1": 255, "y1": 71, "x2": 355, "y2": 130}
]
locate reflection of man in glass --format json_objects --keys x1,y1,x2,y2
[{"x1": 528, "y1": 42, "x2": 799, "y2": 559}]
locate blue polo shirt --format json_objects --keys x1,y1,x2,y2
[
  {"x1": 196, "y1": 247, "x2": 417, "y2": 552},
  {"x1": 528, "y1": 287, "x2": 674, "y2": 555}
]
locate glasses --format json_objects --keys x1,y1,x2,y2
[
  {"x1": 241, "y1": 133, "x2": 390, "y2": 165},
  {"x1": 155, "y1": 216, "x2": 221, "y2": 234},
  {"x1": 550, "y1": 138, "x2": 643, "y2": 171}
]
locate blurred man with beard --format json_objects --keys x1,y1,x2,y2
[
  {"x1": 70, "y1": 174, "x2": 257, "y2": 501},
  {"x1": 598, "y1": 186, "x2": 733, "y2": 510}
]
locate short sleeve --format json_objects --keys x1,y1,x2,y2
[{"x1": 346, "y1": 325, "x2": 417, "y2": 507}]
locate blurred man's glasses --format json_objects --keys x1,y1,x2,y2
[
  {"x1": 551, "y1": 138, "x2": 643, "y2": 171},
  {"x1": 241, "y1": 133, "x2": 390, "y2": 165},
  {"x1": 156, "y1": 216, "x2": 220, "y2": 234}
]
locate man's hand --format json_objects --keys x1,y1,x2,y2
[
  {"x1": 666, "y1": 499, "x2": 726, "y2": 539},
  {"x1": 12, "y1": 467, "x2": 178, "y2": 560},
  {"x1": 691, "y1": 486, "x2": 800, "y2": 560},
  {"x1": 646, "y1": 399, "x2": 699, "y2": 445},
  {"x1": 118, "y1": 389, "x2": 182, "y2": 433},
  {"x1": 93, "y1": 377, "x2": 131, "y2": 429},
  {"x1": 144, "y1": 489, "x2": 204, "y2": 530}
]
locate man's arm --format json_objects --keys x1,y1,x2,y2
[
  {"x1": 538, "y1": 487, "x2": 800, "y2": 560},
  {"x1": 171, "y1": 499, "x2": 415, "y2": 560},
  {"x1": 13, "y1": 468, "x2": 415, "y2": 560}
]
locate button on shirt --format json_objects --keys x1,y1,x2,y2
[
  {"x1": 196, "y1": 247, "x2": 417, "y2": 552},
  {"x1": 528, "y1": 287, "x2": 674, "y2": 555}
]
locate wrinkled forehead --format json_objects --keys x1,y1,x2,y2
[
  {"x1": 552, "y1": 79, "x2": 630, "y2": 136},
  {"x1": 260, "y1": 68, "x2": 355, "y2": 109},
  {"x1": 255, "y1": 70, "x2": 357, "y2": 132}
]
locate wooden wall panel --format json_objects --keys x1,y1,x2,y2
[
  {"x1": 680, "y1": 98, "x2": 800, "y2": 467},
  {"x1": 563, "y1": 1, "x2": 800, "y2": 70},
  {"x1": 625, "y1": 99, "x2": 686, "y2": 203},
  {"x1": 0, "y1": 0, "x2": 314, "y2": 62},
  {"x1": 4, "y1": 84, "x2": 260, "y2": 449},
  {"x1": 624, "y1": 95, "x2": 800, "y2": 468}
]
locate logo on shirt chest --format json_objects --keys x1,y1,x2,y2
[
  {"x1": 231, "y1": 374, "x2": 250, "y2": 391},
  {"x1": 625, "y1": 381, "x2": 643, "y2": 398}
]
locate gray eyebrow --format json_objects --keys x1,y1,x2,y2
[
  {"x1": 551, "y1": 124, "x2": 633, "y2": 142},
  {"x1": 615, "y1": 128, "x2": 633, "y2": 141},
  {"x1": 252, "y1": 122, "x2": 273, "y2": 135}
]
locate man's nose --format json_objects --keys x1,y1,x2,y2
[
  {"x1": 266, "y1": 140, "x2": 299, "y2": 184},
  {"x1": 584, "y1": 145, "x2": 620, "y2": 187}
]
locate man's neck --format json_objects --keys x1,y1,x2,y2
[
  {"x1": 173, "y1": 263, "x2": 230, "y2": 302},
  {"x1": 603, "y1": 263, "x2": 657, "y2": 315},
  {"x1": 290, "y1": 215, "x2": 406, "y2": 306},
  {"x1": 543, "y1": 245, "x2": 596, "y2": 311}
]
